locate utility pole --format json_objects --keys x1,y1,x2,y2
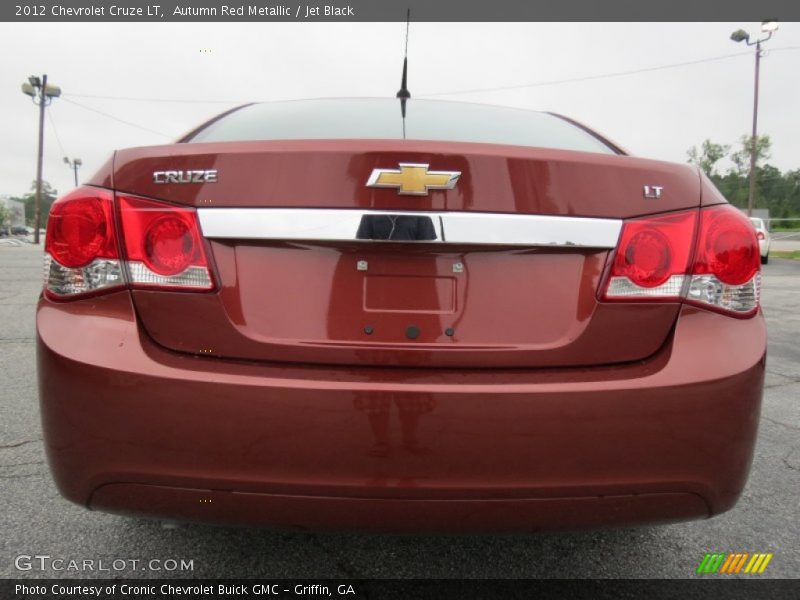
[
  {"x1": 21, "y1": 74, "x2": 61, "y2": 244},
  {"x1": 34, "y1": 74, "x2": 47, "y2": 245},
  {"x1": 64, "y1": 157, "x2": 82, "y2": 187},
  {"x1": 730, "y1": 20, "x2": 778, "y2": 217},
  {"x1": 747, "y1": 43, "x2": 761, "y2": 218}
]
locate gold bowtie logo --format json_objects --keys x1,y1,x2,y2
[{"x1": 366, "y1": 163, "x2": 461, "y2": 196}]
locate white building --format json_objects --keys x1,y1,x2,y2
[{"x1": 0, "y1": 196, "x2": 26, "y2": 229}]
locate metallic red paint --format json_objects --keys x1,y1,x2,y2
[
  {"x1": 103, "y1": 140, "x2": 700, "y2": 217},
  {"x1": 129, "y1": 245, "x2": 681, "y2": 368},
  {"x1": 37, "y1": 291, "x2": 764, "y2": 531},
  {"x1": 42, "y1": 111, "x2": 764, "y2": 530},
  {"x1": 95, "y1": 142, "x2": 703, "y2": 369}
]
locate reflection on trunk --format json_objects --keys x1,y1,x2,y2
[{"x1": 354, "y1": 391, "x2": 435, "y2": 457}]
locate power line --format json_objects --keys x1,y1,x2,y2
[
  {"x1": 60, "y1": 97, "x2": 173, "y2": 138},
  {"x1": 422, "y1": 51, "x2": 754, "y2": 97},
  {"x1": 765, "y1": 45, "x2": 800, "y2": 56},
  {"x1": 422, "y1": 46, "x2": 800, "y2": 97},
  {"x1": 63, "y1": 92, "x2": 242, "y2": 104},
  {"x1": 47, "y1": 109, "x2": 68, "y2": 158},
  {"x1": 59, "y1": 45, "x2": 800, "y2": 106}
]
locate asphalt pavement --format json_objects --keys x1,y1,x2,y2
[{"x1": 1, "y1": 243, "x2": 798, "y2": 579}]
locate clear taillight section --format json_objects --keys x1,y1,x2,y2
[
  {"x1": 118, "y1": 195, "x2": 214, "y2": 290},
  {"x1": 44, "y1": 187, "x2": 215, "y2": 300},
  {"x1": 602, "y1": 204, "x2": 761, "y2": 317}
]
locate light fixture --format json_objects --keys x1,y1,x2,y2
[
  {"x1": 761, "y1": 20, "x2": 779, "y2": 33},
  {"x1": 730, "y1": 29, "x2": 750, "y2": 43}
]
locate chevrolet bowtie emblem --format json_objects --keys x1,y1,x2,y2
[{"x1": 366, "y1": 163, "x2": 461, "y2": 196}]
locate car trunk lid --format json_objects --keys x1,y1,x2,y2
[{"x1": 113, "y1": 140, "x2": 699, "y2": 368}]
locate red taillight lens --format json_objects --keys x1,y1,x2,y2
[
  {"x1": 693, "y1": 205, "x2": 760, "y2": 286},
  {"x1": 46, "y1": 188, "x2": 117, "y2": 268},
  {"x1": 619, "y1": 229, "x2": 672, "y2": 287},
  {"x1": 756, "y1": 230, "x2": 765, "y2": 241},
  {"x1": 686, "y1": 204, "x2": 761, "y2": 316},
  {"x1": 602, "y1": 209, "x2": 696, "y2": 300},
  {"x1": 118, "y1": 195, "x2": 214, "y2": 290},
  {"x1": 43, "y1": 187, "x2": 124, "y2": 300},
  {"x1": 143, "y1": 215, "x2": 197, "y2": 276},
  {"x1": 602, "y1": 204, "x2": 760, "y2": 317}
]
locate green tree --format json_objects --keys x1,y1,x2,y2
[
  {"x1": 0, "y1": 204, "x2": 11, "y2": 235},
  {"x1": 11, "y1": 180, "x2": 58, "y2": 228},
  {"x1": 687, "y1": 135, "x2": 800, "y2": 225},
  {"x1": 730, "y1": 134, "x2": 771, "y2": 175},
  {"x1": 687, "y1": 139, "x2": 729, "y2": 178}
]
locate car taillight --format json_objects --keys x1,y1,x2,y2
[
  {"x1": 603, "y1": 209, "x2": 696, "y2": 300},
  {"x1": 118, "y1": 195, "x2": 214, "y2": 290},
  {"x1": 43, "y1": 187, "x2": 215, "y2": 300},
  {"x1": 686, "y1": 204, "x2": 760, "y2": 316},
  {"x1": 44, "y1": 187, "x2": 124, "y2": 299},
  {"x1": 756, "y1": 231, "x2": 765, "y2": 241},
  {"x1": 602, "y1": 204, "x2": 760, "y2": 317}
]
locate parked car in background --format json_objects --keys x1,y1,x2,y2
[
  {"x1": 750, "y1": 217, "x2": 771, "y2": 264},
  {"x1": 37, "y1": 98, "x2": 765, "y2": 531}
]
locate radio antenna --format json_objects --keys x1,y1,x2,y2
[
  {"x1": 396, "y1": 9, "x2": 411, "y2": 101},
  {"x1": 396, "y1": 9, "x2": 411, "y2": 136}
]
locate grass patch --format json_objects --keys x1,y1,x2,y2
[{"x1": 770, "y1": 250, "x2": 800, "y2": 260}]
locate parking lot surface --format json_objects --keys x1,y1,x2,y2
[{"x1": 1, "y1": 243, "x2": 798, "y2": 579}]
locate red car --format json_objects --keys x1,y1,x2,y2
[{"x1": 37, "y1": 99, "x2": 765, "y2": 531}]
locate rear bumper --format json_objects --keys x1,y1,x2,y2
[{"x1": 37, "y1": 292, "x2": 765, "y2": 531}]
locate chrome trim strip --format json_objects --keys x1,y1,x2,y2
[{"x1": 197, "y1": 208, "x2": 622, "y2": 248}]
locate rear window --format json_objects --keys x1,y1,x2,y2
[{"x1": 186, "y1": 98, "x2": 617, "y2": 154}]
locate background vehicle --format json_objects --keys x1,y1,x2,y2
[{"x1": 750, "y1": 217, "x2": 771, "y2": 264}]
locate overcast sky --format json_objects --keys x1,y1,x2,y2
[{"x1": 1, "y1": 22, "x2": 798, "y2": 198}]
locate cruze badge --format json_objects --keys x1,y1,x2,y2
[
  {"x1": 153, "y1": 169, "x2": 218, "y2": 184},
  {"x1": 366, "y1": 163, "x2": 460, "y2": 196}
]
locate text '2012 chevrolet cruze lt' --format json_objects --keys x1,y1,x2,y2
[{"x1": 37, "y1": 99, "x2": 765, "y2": 531}]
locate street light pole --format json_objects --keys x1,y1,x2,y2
[
  {"x1": 747, "y1": 42, "x2": 761, "y2": 218},
  {"x1": 730, "y1": 20, "x2": 778, "y2": 217},
  {"x1": 21, "y1": 74, "x2": 61, "y2": 245},
  {"x1": 33, "y1": 74, "x2": 47, "y2": 245},
  {"x1": 64, "y1": 157, "x2": 82, "y2": 187}
]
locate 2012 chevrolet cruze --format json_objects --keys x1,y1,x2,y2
[{"x1": 37, "y1": 99, "x2": 765, "y2": 531}]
